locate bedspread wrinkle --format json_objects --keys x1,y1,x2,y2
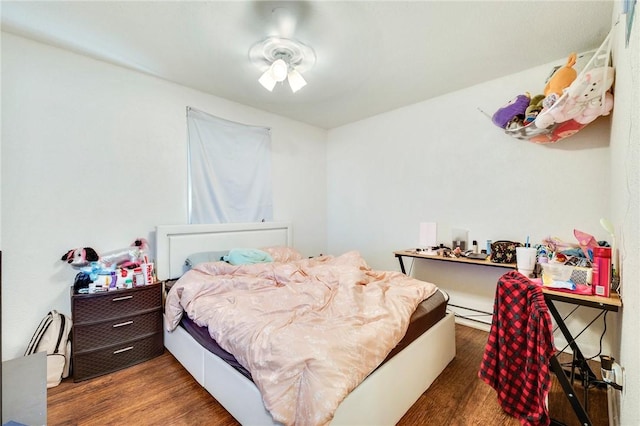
[{"x1": 165, "y1": 250, "x2": 437, "y2": 426}]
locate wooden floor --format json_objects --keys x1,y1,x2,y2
[{"x1": 48, "y1": 324, "x2": 609, "y2": 425}]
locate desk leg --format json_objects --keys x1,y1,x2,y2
[
  {"x1": 545, "y1": 297, "x2": 597, "y2": 381},
  {"x1": 396, "y1": 255, "x2": 406, "y2": 274},
  {"x1": 550, "y1": 354, "x2": 592, "y2": 426},
  {"x1": 545, "y1": 296, "x2": 595, "y2": 426}
]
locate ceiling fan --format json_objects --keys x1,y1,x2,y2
[{"x1": 249, "y1": 6, "x2": 316, "y2": 93}]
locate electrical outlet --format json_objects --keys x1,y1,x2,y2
[{"x1": 617, "y1": 363, "x2": 625, "y2": 395}]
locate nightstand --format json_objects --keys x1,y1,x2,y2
[{"x1": 71, "y1": 283, "x2": 164, "y2": 381}]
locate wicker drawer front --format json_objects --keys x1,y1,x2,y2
[
  {"x1": 73, "y1": 285, "x2": 162, "y2": 323},
  {"x1": 73, "y1": 333, "x2": 164, "y2": 382},
  {"x1": 73, "y1": 310, "x2": 162, "y2": 353}
]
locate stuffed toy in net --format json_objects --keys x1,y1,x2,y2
[
  {"x1": 543, "y1": 53, "x2": 578, "y2": 97},
  {"x1": 494, "y1": 24, "x2": 616, "y2": 144}
]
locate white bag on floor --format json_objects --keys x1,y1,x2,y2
[{"x1": 25, "y1": 310, "x2": 73, "y2": 388}]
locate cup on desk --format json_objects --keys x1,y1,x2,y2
[{"x1": 516, "y1": 247, "x2": 537, "y2": 277}]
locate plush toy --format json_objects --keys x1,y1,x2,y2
[
  {"x1": 535, "y1": 66, "x2": 615, "y2": 129},
  {"x1": 505, "y1": 115, "x2": 525, "y2": 130},
  {"x1": 541, "y1": 93, "x2": 559, "y2": 110},
  {"x1": 535, "y1": 95, "x2": 579, "y2": 128},
  {"x1": 565, "y1": 66, "x2": 615, "y2": 102},
  {"x1": 523, "y1": 94, "x2": 545, "y2": 124},
  {"x1": 566, "y1": 67, "x2": 615, "y2": 124},
  {"x1": 551, "y1": 119, "x2": 586, "y2": 142},
  {"x1": 535, "y1": 54, "x2": 578, "y2": 128},
  {"x1": 544, "y1": 53, "x2": 578, "y2": 97},
  {"x1": 529, "y1": 120, "x2": 585, "y2": 144},
  {"x1": 61, "y1": 247, "x2": 99, "y2": 267},
  {"x1": 574, "y1": 91, "x2": 614, "y2": 124},
  {"x1": 492, "y1": 93, "x2": 531, "y2": 128},
  {"x1": 61, "y1": 238, "x2": 149, "y2": 269}
]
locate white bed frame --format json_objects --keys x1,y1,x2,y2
[{"x1": 157, "y1": 222, "x2": 455, "y2": 425}]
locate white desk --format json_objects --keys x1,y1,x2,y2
[
  {"x1": 394, "y1": 249, "x2": 516, "y2": 327},
  {"x1": 394, "y1": 249, "x2": 517, "y2": 273}
]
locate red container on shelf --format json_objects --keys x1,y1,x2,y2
[{"x1": 592, "y1": 247, "x2": 611, "y2": 297}]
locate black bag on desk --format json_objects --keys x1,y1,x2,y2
[{"x1": 490, "y1": 240, "x2": 522, "y2": 263}]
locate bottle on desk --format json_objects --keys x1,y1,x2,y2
[{"x1": 592, "y1": 247, "x2": 611, "y2": 297}]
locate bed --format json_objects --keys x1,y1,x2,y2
[{"x1": 157, "y1": 222, "x2": 455, "y2": 425}]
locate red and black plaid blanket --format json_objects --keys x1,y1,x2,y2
[{"x1": 478, "y1": 271, "x2": 555, "y2": 426}]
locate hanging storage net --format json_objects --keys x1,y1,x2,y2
[{"x1": 492, "y1": 26, "x2": 616, "y2": 144}]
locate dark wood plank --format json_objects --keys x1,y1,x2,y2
[
  {"x1": 48, "y1": 353, "x2": 238, "y2": 426},
  {"x1": 48, "y1": 324, "x2": 608, "y2": 425}
]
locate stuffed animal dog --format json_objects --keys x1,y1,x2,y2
[
  {"x1": 61, "y1": 247, "x2": 99, "y2": 267},
  {"x1": 61, "y1": 238, "x2": 148, "y2": 269}
]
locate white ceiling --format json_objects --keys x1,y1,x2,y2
[{"x1": 1, "y1": 1, "x2": 615, "y2": 129}]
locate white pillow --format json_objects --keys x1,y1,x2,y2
[{"x1": 184, "y1": 251, "x2": 229, "y2": 269}]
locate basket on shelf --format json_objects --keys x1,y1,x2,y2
[{"x1": 541, "y1": 262, "x2": 593, "y2": 286}]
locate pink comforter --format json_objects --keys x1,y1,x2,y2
[{"x1": 165, "y1": 251, "x2": 437, "y2": 425}]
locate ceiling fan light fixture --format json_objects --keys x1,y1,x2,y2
[
  {"x1": 258, "y1": 70, "x2": 277, "y2": 91},
  {"x1": 270, "y1": 58, "x2": 289, "y2": 82},
  {"x1": 287, "y1": 68, "x2": 307, "y2": 93},
  {"x1": 250, "y1": 36, "x2": 315, "y2": 94}
]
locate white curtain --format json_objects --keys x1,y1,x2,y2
[{"x1": 187, "y1": 107, "x2": 273, "y2": 224}]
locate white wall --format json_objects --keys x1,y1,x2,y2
[
  {"x1": 327, "y1": 60, "x2": 613, "y2": 270},
  {"x1": 0, "y1": 33, "x2": 328, "y2": 360},
  {"x1": 610, "y1": 4, "x2": 640, "y2": 425}
]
